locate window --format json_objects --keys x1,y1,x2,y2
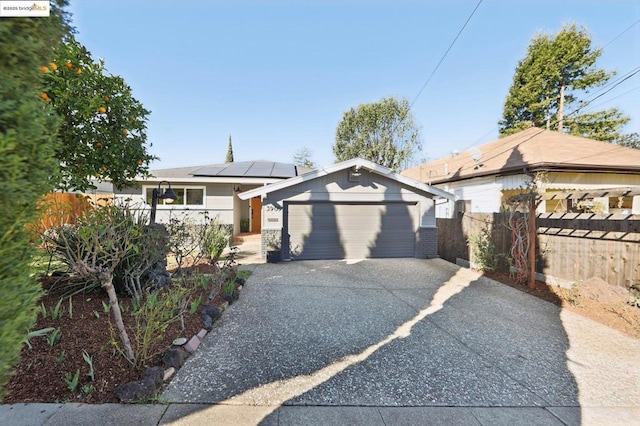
[
  {"x1": 609, "y1": 196, "x2": 632, "y2": 211},
  {"x1": 145, "y1": 186, "x2": 205, "y2": 206}
]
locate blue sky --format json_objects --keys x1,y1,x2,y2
[{"x1": 67, "y1": 0, "x2": 640, "y2": 170}]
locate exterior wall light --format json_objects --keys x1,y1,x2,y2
[{"x1": 150, "y1": 180, "x2": 178, "y2": 224}]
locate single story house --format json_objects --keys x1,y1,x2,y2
[
  {"x1": 114, "y1": 161, "x2": 312, "y2": 235},
  {"x1": 238, "y1": 158, "x2": 455, "y2": 260},
  {"x1": 401, "y1": 127, "x2": 640, "y2": 217}
]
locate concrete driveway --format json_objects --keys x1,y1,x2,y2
[{"x1": 162, "y1": 258, "x2": 640, "y2": 425}]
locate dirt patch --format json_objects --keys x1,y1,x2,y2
[{"x1": 483, "y1": 271, "x2": 640, "y2": 339}]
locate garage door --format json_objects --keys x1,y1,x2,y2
[{"x1": 287, "y1": 202, "x2": 418, "y2": 260}]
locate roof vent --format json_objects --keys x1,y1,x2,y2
[{"x1": 469, "y1": 147, "x2": 484, "y2": 170}]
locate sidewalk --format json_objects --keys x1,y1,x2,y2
[{"x1": 2, "y1": 401, "x2": 640, "y2": 425}]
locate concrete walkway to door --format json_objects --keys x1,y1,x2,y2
[{"x1": 158, "y1": 258, "x2": 640, "y2": 425}]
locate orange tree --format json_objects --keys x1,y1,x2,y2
[{"x1": 40, "y1": 36, "x2": 156, "y2": 191}]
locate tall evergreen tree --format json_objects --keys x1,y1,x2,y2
[
  {"x1": 499, "y1": 23, "x2": 635, "y2": 145},
  {"x1": 225, "y1": 135, "x2": 234, "y2": 163}
]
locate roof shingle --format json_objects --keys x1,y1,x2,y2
[{"x1": 402, "y1": 127, "x2": 640, "y2": 184}]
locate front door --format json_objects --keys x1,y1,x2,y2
[{"x1": 250, "y1": 197, "x2": 262, "y2": 233}]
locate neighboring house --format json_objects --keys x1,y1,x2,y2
[
  {"x1": 114, "y1": 161, "x2": 311, "y2": 235},
  {"x1": 238, "y1": 158, "x2": 455, "y2": 260},
  {"x1": 402, "y1": 127, "x2": 640, "y2": 217}
]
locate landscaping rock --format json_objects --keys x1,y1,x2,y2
[
  {"x1": 142, "y1": 366, "x2": 165, "y2": 389},
  {"x1": 201, "y1": 305, "x2": 220, "y2": 331},
  {"x1": 172, "y1": 337, "x2": 188, "y2": 346},
  {"x1": 114, "y1": 367, "x2": 163, "y2": 403},
  {"x1": 164, "y1": 367, "x2": 175, "y2": 381},
  {"x1": 235, "y1": 277, "x2": 246, "y2": 285},
  {"x1": 162, "y1": 348, "x2": 188, "y2": 369},
  {"x1": 115, "y1": 381, "x2": 154, "y2": 403},
  {"x1": 184, "y1": 335, "x2": 201, "y2": 353},
  {"x1": 203, "y1": 315, "x2": 214, "y2": 331},
  {"x1": 202, "y1": 304, "x2": 220, "y2": 321}
]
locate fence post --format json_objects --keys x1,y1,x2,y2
[{"x1": 528, "y1": 198, "x2": 536, "y2": 289}]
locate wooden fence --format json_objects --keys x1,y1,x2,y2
[
  {"x1": 32, "y1": 193, "x2": 94, "y2": 234},
  {"x1": 437, "y1": 212, "x2": 640, "y2": 289}
]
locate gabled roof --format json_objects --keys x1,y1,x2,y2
[
  {"x1": 149, "y1": 161, "x2": 312, "y2": 180},
  {"x1": 237, "y1": 158, "x2": 456, "y2": 201},
  {"x1": 402, "y1": 127, "x2": 640, "y2": 185}
]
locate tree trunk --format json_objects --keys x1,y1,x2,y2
[
  {"x1": 102, "y1": 275, "x2": 135, "y2": 363},
  {"x1": 557, "y1": 84, "x2": 565, "y2": 132}
]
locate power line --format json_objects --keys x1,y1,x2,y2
[
  {"x1": 581, "y1": 86, "x2": 639, "y2": 113},
  {"x1": 602, "y1": 18, "x2": 640, "y2": 49},
  {"x1": 408, "y1": 0, "x2": 483, "y2": 111},
  {"x1": 566, "y1": 66, "x2": 640, "y2": 118}
]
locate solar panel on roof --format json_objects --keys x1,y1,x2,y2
[
  {"x1": 247, "y1": 162, "x2": 273, "y2": 174},
  {"x1": 190, "y1": 161, "x2": 300, "y2": 178},
  {"x1": 191, "y1": 166, "x2": 226, "y2": 176},
  {"x1": 272, "y1": 163, "x2": 296, "y2": 177}
]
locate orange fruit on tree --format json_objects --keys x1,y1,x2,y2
[
  {"x1": 103, "y1": 95, "x2": 110, "y2": 101},
  {"x1": 65, "y1": 62, "x2": 73, "y2": 69},
  {"x1": 75, "y1": 67, "x2": 82, "y2": 74},
  {"x1": 98, "y1": 107, "x2": 106, "y2": 114},
  {"x1": 95, "y1": 142, "x2": 103, "y2": 149},
  {"x1": 40, "y1": 92, "x2": 49, "y2": 101},
  {"x1": 39, "y1": 66, "x2": 49, "y2": 73},
  {"x1": 136, "y1": 160, "x2": 143, "y2": 166},
  {"x1": 122, "y1": 129, "x2": 129, "y2": 135},
  {"x1": 49, "y1": 62, "x2": 58, "y2": 71}
]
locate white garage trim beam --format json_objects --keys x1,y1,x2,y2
[{"x1": 238, "y1": 158, "x2": 456, "y2": 201}]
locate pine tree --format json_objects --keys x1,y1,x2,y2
[
  {"x1": 499, "y1": 23, "x2": 635, "y2": 144},
  {"x1": 225, "y1": 135, "x2": 234, "y2": 163}
]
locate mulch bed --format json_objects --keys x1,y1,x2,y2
[{"x1": 4, "y1": 268, "x2": 224, "y2": 404}]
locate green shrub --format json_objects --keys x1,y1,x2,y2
[
  {"x1": 128, "y1": 285, "x2": 195, "y2": 368},
  {"x1": 44, "y1": 203, "x2": 170, "y2": 300},
  {"x1": 202, "y1": 215, "x2": 230, "y2": 262},
  {"x1": 0, "y1": 8, "x2": 67, "y2": 401},
  {"x1": 166, "y1": 215, "x2": 206, "y2": 274},
  {"x1": 467, "y1": 221, "x2": 497, "y2": 272}
]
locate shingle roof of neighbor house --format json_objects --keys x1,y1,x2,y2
[
  {"x1": 402, "y1": 127, "x2": 640, "y2": 185},
  {"x1": 150, "y1": 161, "x2": 313, "y2": 179}
]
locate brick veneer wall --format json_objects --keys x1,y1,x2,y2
[
  {"x1": 261, "y1": 228, "x2": 282, "y2": 259},
  {"x1": 417, "y1": 226, "x2": 438, "y2": 258}
]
